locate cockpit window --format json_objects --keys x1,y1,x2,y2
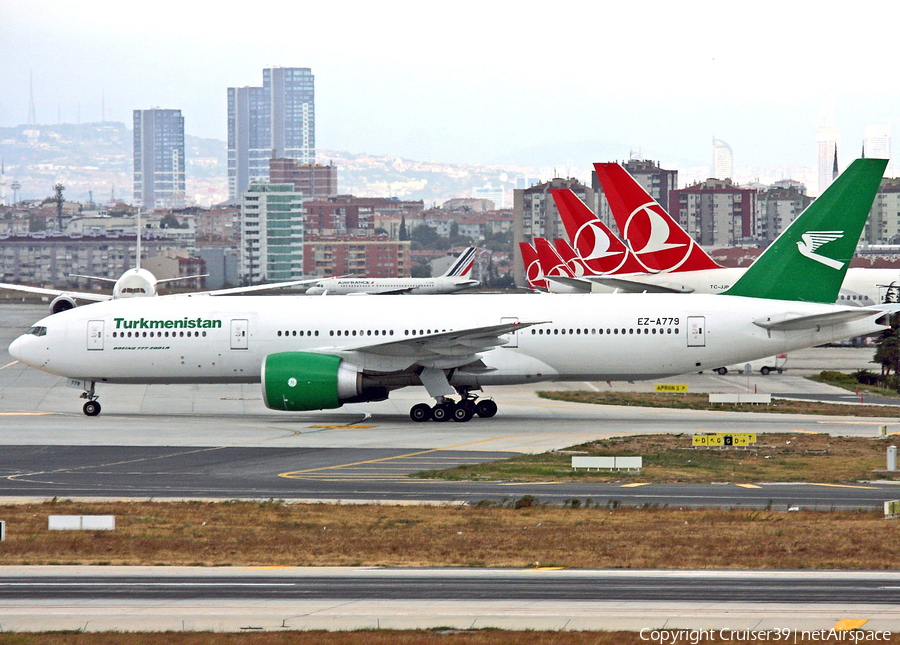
[{"x1": 25, "y1": 326, "x2": 47, "y2": 337}]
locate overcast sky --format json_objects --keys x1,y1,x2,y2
[{"x1": 0, "y1": 0, "x2": 896, "y2": 171}]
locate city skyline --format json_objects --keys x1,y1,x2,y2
[{"x1": 1, "y1": 1, "x2": 897, "y2": 176}]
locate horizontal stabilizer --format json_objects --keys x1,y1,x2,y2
[
  {"x1": 753, "y1": 307, "x2": 890, "y2": 332},
  {"x1": 585, "y1": 276, "x2": 694, "y2": 294},
  {"x1": 545, "y1": 275, "x2": 593, "y2": 292}
]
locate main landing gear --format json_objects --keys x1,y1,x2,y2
[
  {"x1": 80, "y1": 381, "x2": 101, "y2": 417},
  {"x1": 409, "y1": 392, "x2": 498, "y2": 423}
]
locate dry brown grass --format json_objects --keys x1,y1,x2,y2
[
  {"x1": 1, "y1": 501, "x2": 899, "y2": 570},
  {"x1": 0, "y1": 631, "x2": 895, "y2": 645},
  {"x1": 539, "y1": 390, "x2": 900, "y2": 417},
  {"x1": 418, "y1": 432, "x2": 900, "y2": 484}
]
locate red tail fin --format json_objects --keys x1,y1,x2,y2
[
  {"x1": 551, "y1": 188, "x2": 646, "y2": 275},
  {"x1": 553, "y1": 238, "x2": 592, "y2": 276},
  {"x1": 519, "y1": 241, "x2": 548, "y2": 290},
  {"x1": 534, "y1": 238, "x2": 574, "y2": 277},
  {"x1": 593, "y1": 163, "x2": 721, "y2": 272}
]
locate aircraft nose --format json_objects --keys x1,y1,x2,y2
[{"x1": 8, "y1": 335, "x2": 23, "y2": 362}]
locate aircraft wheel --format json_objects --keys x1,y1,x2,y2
[
  {"x1": 476, "y1": 399, "x2": 498, "y2": 418},
  {"x1": 431, "y1": 402, "x2": 454, "y2": 422},
  {"x1": 760, "y1": 366, "x2": 771, "y2": 376},
  {"x1": 716, "y1": 367, "x2": 728, "y2": 375},
  {"x1": 452, "y1": 401, "x2": 475, "y2": 422},
  {"x1": 410, "y1": 403, "x2": 432, "y2": 422},
  {"x1": 83, "y1": 401, "x2": 101, "y2": 417}
]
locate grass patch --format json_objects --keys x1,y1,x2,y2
[
  {"x1": 809, "y1": 370, "x2": 900, "y2": 397},
  {"x1": 415, "y1": 432, "x2": 900, "y2": 484},
  {"x1": 0, "y1": 501, "x2": 897, "y2": 570},
  {"x1": 538, "y1": 390, "x2": 900, "y2": 416}
]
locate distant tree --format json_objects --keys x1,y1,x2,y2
[
  {"x1": 374, "y1": 227, "x2": 388, "y2": 236},
  {"x1": 410, "y1": 262, "x2": 431, "y2": 278},
  {"x1": 160, "y1": 213, "x2": 185, "y2": 229},
  {"x1": 410, "y1": 225, "x2": 448, "y2": 250},
  {"x1": 399, "y1": 215, "x2": 408, "y2": 241},
  {"x1": 29, "y1": 215, "x2": 46, "y2": 233}
]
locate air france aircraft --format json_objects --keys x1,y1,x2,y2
[
  {"x1": 304, "y1": 247, "x2": 479, "y2": 295},
  {"x1": 558, "y1": 162, "x2": 899, "y2": 304},
  {"x1": 9, "y1": 159, "x2": 895, "y2": 422}
]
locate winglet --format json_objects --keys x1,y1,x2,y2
[
  {"x1": 725, "y1": 158, "x2": 887, "y2": 303},
  {"x1": 593, "y1": 163, "x2": 722, "y2": 272}
]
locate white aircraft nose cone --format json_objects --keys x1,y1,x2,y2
[{"x1": 8, "y1": 336, "x2": 23, "y2": 362}]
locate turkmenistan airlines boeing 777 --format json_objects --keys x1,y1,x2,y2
[{"x1": 8, "y1": 159, "x2": 894, "y2": 421}]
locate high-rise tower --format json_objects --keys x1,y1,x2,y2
[
  {"x1": 228, "y1": 67, "x2": 315, "y2": 199},
  {"x1": 712, "y1": 138, "x2": 733, "y2": 179},
  {"x1": 133, "y1": 108, "x2": 186, "y2": 209}
]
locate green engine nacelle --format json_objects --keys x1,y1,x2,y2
[{"x1": 261, "y1": 352, "x2": 362, "y2": 412}]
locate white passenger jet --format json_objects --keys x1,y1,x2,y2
[
  {"x1": 304, "y1": 247, "x2": 479, "y2": 295},
  {"x1": 0, "y1": 212, "x2": 317, "y2": 313},
  {"x1": 8, "y1": 159, "x2": 895, "y2": 421}
]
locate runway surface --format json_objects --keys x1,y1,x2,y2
[
  {"x1": 2, "y1": 444, "x2": 900, "y2": 509},
  {"x1": 1, "y1": 567, "x2": 898, "y2": 632}
]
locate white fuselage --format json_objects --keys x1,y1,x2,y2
[
  {"x1": 305, "y1": 277, "x2": 478, "y2": 295},
  {"x1": 9, "y1": 292, "x2": 886, "y2": 391},
  {"x1": 575, "y1": 267, "x2": 900, "y2": 305}
]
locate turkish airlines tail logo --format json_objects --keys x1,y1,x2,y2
[
  {"x1": 627, "y1": 202, "x2": 685, "y2": 254},
  {"x1": 519, "y1": 242, "x2": 548, "y2": 290},
  {"x1": 552, "y1": 188, "x2": 647, "y2": 275},
  {"x1": 593, "y1": 162, "x2": 721, "y2": 273},
  {"x1": 797, "y1": 231, "x2": 845, "y2": 270}
]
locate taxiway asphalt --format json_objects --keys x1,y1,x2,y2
[{"x1": 0, "y1": 567, "x2": 898, "y2": 632}]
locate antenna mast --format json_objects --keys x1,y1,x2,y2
[
  {"x1": 27, "y1": 71, "x2": 36, "y2": 125},
  {"x1": 136, "y1": 209, "x2": 142, "y2": 269}
]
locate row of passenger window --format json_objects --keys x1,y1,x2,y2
[
  {"x1": 112, "y1": 330, "x2": 207, "y2": 338},
  {"x1": 276, "y1": 329, "x2": 452, "y2": 338},
  {"x1": 530, "y1": 327, "x2": 680, "y2": 336}
]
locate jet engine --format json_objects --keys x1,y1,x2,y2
[
  {"x1": 49, "y1": 295, "x2": 77, "y2": 315},
  {"x1": 261, "y1": 352, "x2": 387, "y2": 412}
]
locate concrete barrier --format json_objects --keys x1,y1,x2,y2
[
  {"x1": 572, "y1": 456, "x2": 642, "y2": 471},
  {"x1": 48, "y1": 516, "x2": 115, "y2": 531},
  {"x1": 709, "y1": 393, "x2": 772, "y2": 404}
]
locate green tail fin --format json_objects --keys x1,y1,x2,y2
[{"x1": 724, "y1": 158, "x2": 887, "y2": 303}]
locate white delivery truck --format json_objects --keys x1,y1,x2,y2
[{"x1": 715, "y1": 354, "x2": 787, "y2": 376}]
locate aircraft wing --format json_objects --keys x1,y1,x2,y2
[
  {"x1": 360, "y1": 286, "x2": 416, "y2": 295},
  {"x1": 328, "y1": 320, "x2": 548, "y2": 371},
  {"x1": 156, "y1": 274, "x2": 210, "y2": 285},
  {"x1": 0, "y1": 282, "x2": 112, "y2": 302},
  {"x1": 753, "y1": 307, "x2": 895, "y2": 332},
  {"x1": 585, "y1": 276, "x2": 694, "y2": 294}
]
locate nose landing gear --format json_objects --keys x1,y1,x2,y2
[{"x1": 80, "y1": 381, "x2": 101, "y2": 416}]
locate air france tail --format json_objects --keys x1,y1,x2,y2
[{"x1": 441, "y1": 247, "x2": 477, "y2": 278}]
